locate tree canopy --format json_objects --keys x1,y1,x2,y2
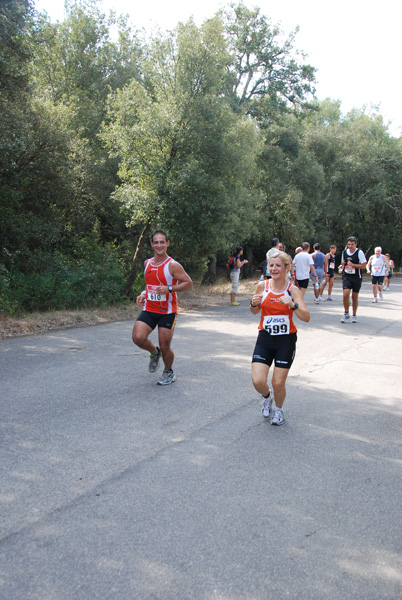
[{"x1": 1, "y1": 0, "x2": 401, "y2": 314}]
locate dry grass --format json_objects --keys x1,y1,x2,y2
[{"x1": 0, "y1": 277, "x2": 259, "y2": 340}]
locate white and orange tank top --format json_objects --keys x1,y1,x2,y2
[
  {"x1": 258, "y1": 280, "x2": 297, "y2": 335},
  {"x1": 143, "y1": 256, "x2": 178, "y2": 314}
]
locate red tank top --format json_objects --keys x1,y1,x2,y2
[
  {"x1": 143, "y1": 256, "x2": 178, "y2": 314},
  {"x1": 258, "y1": 281, "x2": 297, "y2": 334}
]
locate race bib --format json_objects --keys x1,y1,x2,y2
[
  {"x1": 329, "y1": 261, "x2": 335, "y2": 269},
  {"x1": 146, "y1": 285, "x2": 166, "y2": 301},
  {"x1": 345, "y1": 265, "x2": 356, "y2": 274},
  {"x1": 372, "y1": 265, "x2": 381, "y2": 274},
  {"x1": 263, "y1": 315, "x2": 290, "y2": 335}
]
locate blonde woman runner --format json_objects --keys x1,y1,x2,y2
[{"x1": 250, "y1": 251, "x2": 310, "y2": 426}]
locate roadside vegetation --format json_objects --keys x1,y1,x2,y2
[{"x1": 1, "y1": 0, "x2": 401, "y2": 317}]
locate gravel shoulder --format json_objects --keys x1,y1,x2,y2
[{"x1": 0, "y1": 278, "x2": 257, "y2": 340}]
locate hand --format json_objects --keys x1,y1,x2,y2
[
  {"x1": 279, "y1": 295, "x2": 292, "y2": 307},
  {"x1": 136, "y1": 294, "x2": 146, "y2": 306},
  {"x1": 250, "y1": 294, "x2": 262, "y2": 307},
  {"x1": 156, "y1": 285, "x2": 167, "y2": 294}
]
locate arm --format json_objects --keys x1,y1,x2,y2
[
  {"x1": 236, "y1": 257, "x2": 249, "y2": 268},
  {"x1": 156, "y1": 260, "x2": 193, "y2": 295},
  {"x1": 279, "y1": 285, "x2": 310, "y2": 322},
  {"x1": 250, "y1": 281, "x2": 265, "y2": 314},
  {"x1": 324, "y1": 253, "x2": 329, "y2": 274},
  {"x1": 136, "y1": 259, "x2": 148, "y2": 305}
]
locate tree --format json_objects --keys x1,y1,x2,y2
[
  {"x1": 102, "y1": 17, "x2": 263, "y2": 289},
  {"x1": 222, "y1": 2, "x2": 316, "y2": 115}
]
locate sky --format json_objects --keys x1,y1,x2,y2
[{"x1": 34, "y1": 0, "x2": 402, "y2": 137}]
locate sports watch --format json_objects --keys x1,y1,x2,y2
[
  {"x1": 291, "y1": 302, "x2": 299, "y2": 311},
  {"x1": 168, "y1": 285, "x2": 173, "y2": 293}
]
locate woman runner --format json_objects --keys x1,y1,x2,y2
[{"x1": 250, "y1": 251, "x2": 310, "y2": 426}]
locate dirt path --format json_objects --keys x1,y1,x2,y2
[{"x1": 0, "y1": 279, "x2": 257, "y2": 340}]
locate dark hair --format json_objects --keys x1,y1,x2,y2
[
  {"x1": 314, "y1": 243, "x2": 321, "y2": 250},
  {"x1": 271, "y1": 237, "x2": 280, "y2": 247},
  {"x1": 151, "y1": 229, "x2": 169, "y2": 242},
  {"x1": 301, "y1": 241, "x2": 310, "y2": 250},
  {"x1": 347, "y1": 236, "x2": 357, "y2": 243},
  {"x1": 233, "y1": 246, "x2": 243, "y2": 257}
]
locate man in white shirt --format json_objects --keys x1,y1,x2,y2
[
  {"x1": 293, "y1": 242, "x2": 318, "y2": 298},
  {"x1": 339, "y1": 236, "x2": 367, "y2": 323}
]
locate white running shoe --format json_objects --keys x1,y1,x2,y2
[
  {"x1": 157, "y1": 369, "x2": 176, "y2": 385},
  {"x1": 340, "y1": 313, "x2": 350, "y2": 323},
  {"x1": 379, "y1": 293, "x2": 383, "y2": 301},
  {"x1": 271, "y1": 407, "x2": 284, "y2": 426},
  {"x1": 372, "y1": 298, "x2": 378, "y2": 303},
  {"x1": 327, "y1": 296, "x2": 333, "y2": 301},
  {"x1": 261, "y1": 392, "x2": 273, "y2": 418},
  {"x1": 149, "y1": 347, "x2": 162, "y2": 372},
  {"x1": 352, "y1": 315, "x2": 357, "y2": 323}
]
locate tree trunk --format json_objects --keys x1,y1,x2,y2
[
  {"x1": 243, "y1": 246, "x2": 253, "y2": 278},
  {"x1": 122, "y1": 222, "x2": 152, "y2": 296},
  {"x1": 205, "y1": 254, "x2": 217, "y2": 283}
]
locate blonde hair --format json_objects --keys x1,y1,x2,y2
[{"x1": 269, "y1": 251, "x2": 292, "y2": 272}]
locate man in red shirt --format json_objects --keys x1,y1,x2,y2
[{"x1": 133, "y1": 229, "x2": 193, "y2": 385}]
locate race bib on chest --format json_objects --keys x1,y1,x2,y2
[
  {"x1": 146, "y1": 285, "x2": 166, "y2": 301},
  {"x1": 372, "y1": 265, "x2": 381, "y2": 274},
  {"x1": 345, "y1": 264, "x2": 356, "y2": 274},
  {"x1": 263, "y1": 315, "x2": 290, "y2": 335},
  {"x1": 329, "y1": 261, "x2": 335, "y2": 269}
]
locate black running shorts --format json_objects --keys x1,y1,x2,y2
[
  {"x1": 136, "y1": 311, "x2": 177, "y2": 331},
  {"x1": 342, "y1": 276, "x2": 362, "y2": 293},
  {"x1": 252, "y1": 330, "x2": 297, "y2": 369}
]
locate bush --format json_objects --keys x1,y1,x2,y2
[{"x1": 0, "y1": 247, "x2": 133, "y2": 315}]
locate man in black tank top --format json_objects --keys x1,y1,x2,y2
[{"x1": 339, "y1": 236, "x2": 367, "y2": 323}]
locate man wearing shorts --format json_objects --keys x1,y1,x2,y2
[
  {"x1": 339, "y1": 236, "x2": 367, "y2": 323},
  {"x1": 366, "y1": 247, "x2": 389, "y2": 302},
  {"x1": 293, "y1": 242, "x2": 318, "y2": 298},
  {"x1": 320, "y1": 244, "x2": 337, "y2": 301},
  {"x1": 133, "y1": 229, "x2": 193, "y2": 385},
  {"x1": 311, "y1": 243, "x2": 325, "y2": 303}
]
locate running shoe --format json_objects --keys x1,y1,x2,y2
[
  {"x1": 314, "y1": 299, "x2": 319, "y2": 304},
  {"x1": 327, "y1": 296, "x2": 333, "y2": 301},
  {"x1": 372, "y1": 298, "x2": 378, "y2": 303},
  {"x1": 261, "y1": 392, "x2": 273, "y2": 418},
  {"x1": 157, "y1": 368, "x2": 176, "y2": 385},
  {"x1": 340, "y1": 313, "x2": 350, "y2": 323},
  {"x1": 352, "y1": 315, "x2": 357, "y2": 323},
  {"x1": 271, "y1": 407, "x2": 284, "y2": 426},
  {"x1": 379, "y1": 293, "x2": 383, "y2": 301},
  {"x1": 149, "y1": 347, "x2": 162, "y2": 373},
  {"x1": 230, "y1": 301, "x2": 240, "y2": 306}
]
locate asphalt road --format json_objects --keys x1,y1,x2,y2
[{"x1": 1, "y1": 276, "x2": 401, "y2": 600}]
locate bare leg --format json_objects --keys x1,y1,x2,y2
[
  {"x1": 272, "y1": 367, "x2": 290, "y2": 408},
  {"x1": 343, "y1": 288, "x2": 351, "y2": 313},
  {"x1": 158, "y1": 327, "x2": 175, "y2": 370},
  {"x1": 133, "y1": 320, "x2": 155, "y2": 353},
  {"x1": 251, "y1": 362, "x2": 270, "y2": 397},
  {"x1": 352, "y1": 291, "x2": 359, "y2": 315}
]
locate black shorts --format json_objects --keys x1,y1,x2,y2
[
  {"x1": 296, "y1": 278, "x2": 309, "y2": 289},
  {"x1": 327, "y1": 270, "x2": 335, "y2": 279},
  {"x1": 136, "y1": 311, "x2": 177, "y2": 331},
  {"x1": 252, "y1": 330, "x2": 297, "y2": 369},
  {"x1": 342, "y1": 276, "x2": 362, "y2": 293},
  {"x1": 371, "y1": 276, "x2": 384, "y2": 285}
]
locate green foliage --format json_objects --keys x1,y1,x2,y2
[
  {"x1": 1, "y1": 0, "x2": 402, "y2": 314},
  {"x1": 0, "y1": 245, "x2": 131, "y2": 315}
]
